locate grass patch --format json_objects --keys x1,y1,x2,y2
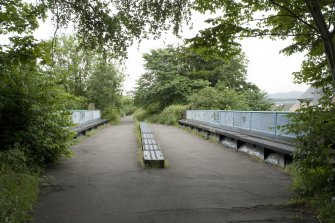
[
  {"x1": 208, "y1": 134, "x2": 220, "y2": 144},
  {"x1": 71, "y1": 123, "x2": 109, "y2": 145},
  {"x1": 0, "y1": 151, "x2": 40, "y2": 223},
  {"x1": 134, "y1": 120, "x2": 145, "y2": 168},
  {"x1": 181, "y1": 126, "x2": 208, "y2": 140}
]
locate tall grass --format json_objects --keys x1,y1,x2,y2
[
  {"x1": 0, "y1": 150, "x2": 39, "y2": 223},
  {"x1": 287, "y1": 163, "x2": 335, "y2": 222}
]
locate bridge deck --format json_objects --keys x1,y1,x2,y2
[{"x1": 33, "y1": 116, "x2": 317, "y2": 223}]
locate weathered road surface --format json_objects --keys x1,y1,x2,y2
[{"x1": 33, "y1": 116, "x2": 317, "y2": 223}]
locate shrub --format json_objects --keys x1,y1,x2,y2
[
  {"x1": 102, "y1": 106, "x2": 121, "y2": 124},
  {"x1": 148, "y1": 104, "x2": 189, "y2": 125},
  {"x1": 287, "y1": 100, "x2": 335, "y2": 222},
  {"x1": 133, "y1": 108, "x2": 149, "y2": 122}
]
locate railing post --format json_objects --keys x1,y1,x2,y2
[
  {"x1": 250, "y1": 112, "x2": 252, "y2": 131},
  {"x1": 274, "y1": 112, "x2": 278, "y2": 135}
]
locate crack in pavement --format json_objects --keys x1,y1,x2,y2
[
  {"x1": 227, "y1": 218, "x2": 295, "y2": 223},
  {"x1": 134, "y1": 204, "x2": 305, "y2": 214}
]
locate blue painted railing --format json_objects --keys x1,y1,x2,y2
[{"x1": 185, "y1": 110, "x2": 296, "y2": 138}]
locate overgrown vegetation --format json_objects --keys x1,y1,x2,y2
[
  {"x1": 286, "y1": 97, "x2": 335, "y2": 221},
  {"x1": 148, "y1": 105, "x2": 189, "y2": 126},
  {"x1": 2, "y1": 0, "x2": 335, "y2": 222},
  {"x1": 0, "y1": 150, "x2": 40, "y2": 223}
]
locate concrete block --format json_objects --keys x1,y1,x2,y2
[
  {"x1": 220, "y1": 137, "x2": 237, "y2": 149},
  {"x1": 238, "y1": 143, "x2": 264, "y2": 160},
  {"x1": 265, "y1": 152, "x2": 285, "y2": 167}
]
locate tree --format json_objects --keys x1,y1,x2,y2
[
  {"x1": 52, "y1": 36, "x2": 94, "y2": 99},
  {"x1": 189, "y1": 87, "x2": 249, "y2": 110},
  {"x1": 135, "y1": 45, "x2": 271, "y2": 112},
  {"x1": 189, "y1": 1, "x2": 335, "y2": 89},
  {"x1": 134, "y1": 47, "x2": 212, "y2": 112},
  {"x1": 87, "y1": 58, "x2": 124, "y2": 110},
  {"x1": 4, "y1": 1, "x2": 335, "y2": 87}
]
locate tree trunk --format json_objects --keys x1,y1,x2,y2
[{"x1": 305, "y1": 0, "x2": 335, "y2": 84}]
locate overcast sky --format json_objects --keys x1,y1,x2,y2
[
  {"x1": 33, "y1": 11, "x2": 309, "y2": 95},
  {"x1": 123, "y1": 11, "x2": 309, "y2": 94}
]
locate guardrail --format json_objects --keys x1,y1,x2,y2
[
  {"x1": 72, "y1": 110, "x2": 101, "y2": 125},
  {"x1": 186, "y1": 110, "x2": 296, "y2": 138}
]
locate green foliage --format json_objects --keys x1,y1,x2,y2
[
  {"x1": 148, "y1": 105, "x2": 189, "y2": 125},
  {"x1": 133, "y1": 108, "x2": 148, "y2": 122},
  {"x1": 102, "y1": 106, "x2": 121, "y2": 124},
  {"x1": 289, "y1": 105, "x2": 335, "y2": 169},
  {"x1": 0, "y1": 1, "x2": 47, "y2": 35},
  {"x1": 243, "y1": 88, "x2": 272, "y2": 111},
  {"x1": 37, "y1": 0, "x2": 190, "y2": 56},
  {"x1": 134, "y1": 45, "x2": 271, "y2": 112},
  {"x1": 285, "y1": 90, "x2": 335, "y2": 221},
  {"x1": 189, "y1": 1, "x2": 335, "y2": 84},
  {"x1": 52, "y1": 36, "x2": 94, "y2": 100},
  {"x1": 189, "y1": 87, "x2": 249, "y2": 110},
  {"x1": 52, "y1": 36, "x2": 125, "y2": 111},
  {"x1": 288, "y1": 163, "x2": 335, "y2": 222},
  {"x1": 87, "y1": 59, "x2": 124, "y2": 110},
  {"x1": 0, "y1": 150, "x2": 39, "y2": 223},
  {"x1": 0, "y1": 38, "x2": 75, "y2": 165},
  {"x1": 120, "y1": 96, "x2": 136, "y2": 116}
]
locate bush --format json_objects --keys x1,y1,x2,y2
[
  {"x1": 133, "y1": 108, "x2": 149, "y2": 122},
  {"x1": 287, "y1": 101, "x2": 335, "y2": 222},
  {"x1": 102, "y1": 106, "x2": 121, "y2": 124},
  {"x1": 147, "y1": 104, "x2": 189, "y2": 125},
  {"x1": 289, "y1": 163, "x2": 331, "y2": 197}
]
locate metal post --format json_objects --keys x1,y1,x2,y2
[
  {"x1": 250, "y1": 112, "x2": 252, "y2": 131},
  {"x1": 274, "y1": 112, "x2": 278, "y2": 135}
]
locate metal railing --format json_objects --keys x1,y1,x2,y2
[
  {"x1": 185, "y1": 110, "x2": 296, "y2": 138},
  {"x1": 72, "y1": 110, "x2": 101, "y2": 125}
]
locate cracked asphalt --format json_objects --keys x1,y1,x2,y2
[{"x1": 33, "y1": 116, "x2": 318, "y2": 223}]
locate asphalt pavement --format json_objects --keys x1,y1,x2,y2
[{"x1": 33, "y1": 116, "x2": 318, "y2": 223}]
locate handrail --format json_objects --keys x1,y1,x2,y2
[{"x1": 185, "y1": 110, "x2": 296, "y2": 138}]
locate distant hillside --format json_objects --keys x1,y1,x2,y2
[{"x1": 267, "y1": 91, "x2": 303, "y2": 99}]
